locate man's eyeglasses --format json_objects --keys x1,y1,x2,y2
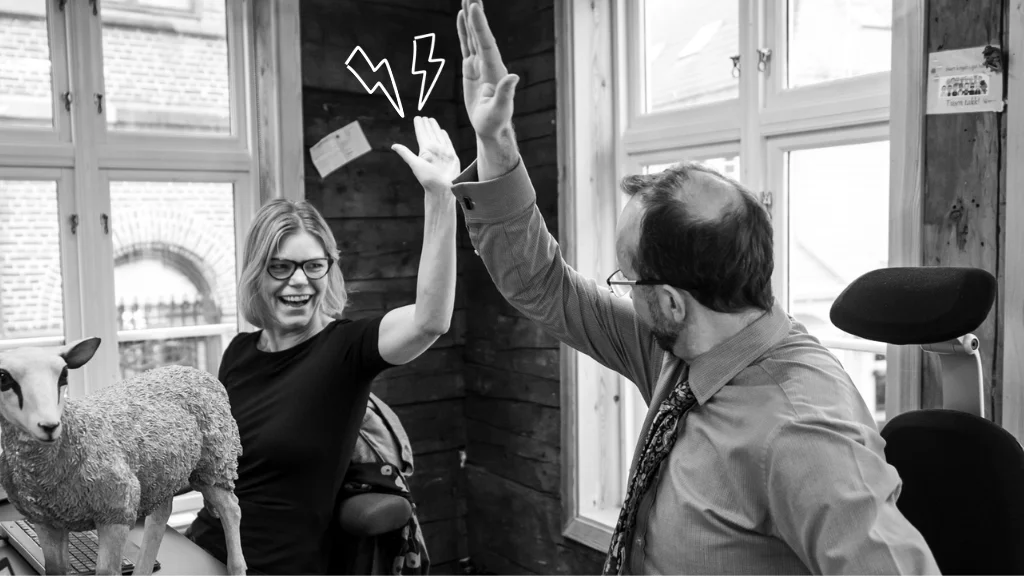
[
  {"x1": 606, "y1": 269, "x2": 662, "y2": 297},
  {"x1": 266, "y1": 257, "x2": 334, "y2": 281}
]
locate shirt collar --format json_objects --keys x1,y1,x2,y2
[{"x1": 687, "y1": 300, "x2": 792, "y2": 405}]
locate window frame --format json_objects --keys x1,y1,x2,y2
[
  {"x1": 1002, "y1": 1, "x2": 1024, "y2": 443},
  {"x1": 558, "y1": 0, "x2": 922, "y2": 552},
  {"x1": 0, "y1": 0, "x2": 303, "y2": 530}
]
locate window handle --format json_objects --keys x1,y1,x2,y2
[
  {"x1": 730, "y1": 55, "x2": 740, "y2": 78},
  {"x1": 757, "y1": 48, "x2": 772, "y2": 72},
  {"x1": 100, "y1": 214, "x2": 109, "y2": 235}
]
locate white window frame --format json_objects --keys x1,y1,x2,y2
[
  {"x1": 558, "y1": 0, "x2": 923, "y2": 551},
  {"x1": 0, "y1": 0, "x2": 303, "y2": 530},
  {"x1": 1002, "y1": 2, "x2": 1024, "y2": 444}
]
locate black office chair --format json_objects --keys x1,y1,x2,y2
[{"x1": 830, "y1": 266, "x2": 1024, "y2": 574}]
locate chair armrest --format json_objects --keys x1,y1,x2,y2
[{"x1": 338, "y1": 492, "x2": 413, "y2": 537}]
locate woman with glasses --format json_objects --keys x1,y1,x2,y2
[{"x1": 185, "y1": 116, "x2": 459, "y2": 575}]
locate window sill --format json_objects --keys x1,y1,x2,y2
[{"x1": 563, "y1": 508, "x2": 617, "y2": 553}]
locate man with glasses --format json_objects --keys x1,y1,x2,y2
[{"x1": 450, "y1": 1, "x2": 938, "y2": 573}]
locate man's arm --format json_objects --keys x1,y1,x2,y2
[
  {"x1": 765, "y1": 419, "x2": 940, "y2": 574},
  {"x1": 452, "y1": 153, "x2": 663, "y2": 396},
  {"x1": 453, "y1": 0, "x2": 662, "y2": 393}
]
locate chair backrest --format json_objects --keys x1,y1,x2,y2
[
  {"x1": 881, "y1": 409, "x2": 1024, "y2": 574},
  {"x1": 829, "y1": 266, "x2": 1023, "y2": 573}
]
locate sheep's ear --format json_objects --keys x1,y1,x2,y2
[{"x1": 60, "y1": 337, "x2": 101, "y2": 369}]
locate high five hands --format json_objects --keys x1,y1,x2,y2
[
  {"x1": 457, "y1": 0, "x2": 519, "y2": 140},
  {"x1": 392, "y1": 116, "x2": 461, "y2": 193}
]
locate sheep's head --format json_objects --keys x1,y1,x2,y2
[{"x1": 0, "y1": 337, "x2": 101, "y2": 444}]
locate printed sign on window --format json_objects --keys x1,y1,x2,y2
[{"x1": 927, "y1": 45, "x2": 1004, "y2": 115}]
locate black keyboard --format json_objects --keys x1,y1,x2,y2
[{"x1": 16, "y1": 520, "x2": 135, "y2": 575}]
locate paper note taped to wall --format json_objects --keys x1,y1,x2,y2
[
  {"x1": 310, "y1": 120, "x2": 372, "y2": 178},
  {"x1": 926, "y1": 45, "x2": 1004, "y2": 115}
]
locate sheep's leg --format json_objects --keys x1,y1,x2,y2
[
  {"x1": 132, "y1": 497, "x2": 172, "y2": 576},
  {"x1": 199, "y1": 485, "x2": 246, "y2": 576},
  {"x1": 95, "y1": 523, "x2": 130, "y2": 576},
  {"x1": 33, "y1": 523, "x2": 69, "y2": 575}
]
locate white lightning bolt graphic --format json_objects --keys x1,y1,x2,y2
[
  {"x1": 345, "y1": 46, "x2": 405, "y2": 118},
  {"x1": 412, "y1": 33, "x2": 445, "y2": 111}
]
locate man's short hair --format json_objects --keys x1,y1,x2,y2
[
  {"x1": 237, "y1": 199, "x2": 348, "y2": 328},
  {"x1": 621, "y1": 162, "x2": 774, "y2": 313}
]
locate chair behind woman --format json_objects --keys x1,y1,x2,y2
[{"x1": 331, "y1": 393, "x2": 428, "y2": 575}]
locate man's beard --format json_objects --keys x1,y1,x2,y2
[
  {"x1": 653, "y1": 328, "x2": 678, "y2": 352},
  {"x1": 651, "y1": 307, "x2": 681, "y2": 352},
  {"x1": 641, "y1": 290, "x2": 681, "y2": 352}
]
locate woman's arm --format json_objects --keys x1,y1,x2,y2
[{"x1": 378, "y1": 116, "x2": 460, "y2": 365}]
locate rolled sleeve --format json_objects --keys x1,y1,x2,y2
[
  {"x1": 451, "y1": 159, "x2": 535, "y2": 223},
  {"x1": 765, "y1": 419, "x2": 940, "y2": 575}
]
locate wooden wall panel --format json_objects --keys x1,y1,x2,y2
[
  {"x1": 300, "y1": 0, "x2": 468, "y2": 570},
  {"x1": 456, "y1": 0, "x2": 605, "y2": 572},
  {"x1": 922, "y1": 0, "x2": 1005, "y2": 419}
]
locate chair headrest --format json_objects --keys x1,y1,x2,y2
[{"x1": 829, "y1": 267, "x2": 995, "y2": 345}]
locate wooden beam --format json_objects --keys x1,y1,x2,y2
[
  {"x1": 921, "y1": 0, "x2": 1002, "y2": 415},
  {"x1": 1001, "y1": 0, "x2": 1024, "y2": 442},
  {"x1": 886, "y1": 0, "x2": 925, "y2": 418},
  {"x1": 252, "y1": 0, "x2": 304, "y2": 204}
]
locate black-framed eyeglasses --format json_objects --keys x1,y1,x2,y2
[
  {"x1": 606, "y1": 269, "x2": 662, "y2": 297},
  {"x1": 266, "y1": 257, "x2": 334, "y2": 281}
]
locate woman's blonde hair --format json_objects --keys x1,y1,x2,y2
[{"x1": 237, "y1": 199, "x2": 347, "y2": 329}]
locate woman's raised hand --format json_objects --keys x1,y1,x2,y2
[{"x1": 392, "y1": 116, "x2": 461, "y2": 194}]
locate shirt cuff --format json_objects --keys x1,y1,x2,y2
[{"x1": 451, "y1": 157, "x2": 537, "y2": 223}]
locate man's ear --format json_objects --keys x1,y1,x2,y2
[
  {"x1": 657, "y1": 285, "x2": 688, "y2": 324},
  {"x1": 60, "y1": 337, "x2": 101, "y2": 369}
]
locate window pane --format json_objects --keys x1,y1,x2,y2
[
  {"x1": 109, "y1": 181, "x2": 237, "y2": 379},
  {"x1": 643, "y1": 0, "x2": 739, "y2": 113},
  {"x1": 0, "y1": 0, "x2": 55, "y2": 129},
  {"x1": 788, "y1": 140, "x2": 889, "y2": 418},
  {"x1": 0, "y1": 180, "x2": 65, "y2": 345},
  {"x1": 644, "y1": 155, "x2": 740, "y2": 178},
  {"x1": 788, "y1": 0, "x2": 892, "y2": 88},
  {"x1": 100, "y1": 0, "x2": 230, "y2": 135}
]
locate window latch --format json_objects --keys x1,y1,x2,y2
[
  {"x1": 760, "y1": 191, "x2": 773, "y2": 209},
  {"x1": 63, "y1": 92, "x2": 72, "y2": 112},
  {"x1": 69, "y1": 214, "x2": 79, "y2": 235},
  {"x1": 89, "y1": 0, "x2": 98, "y2": 15},
  {"x1": 757, "y1": 48, "x2": 772, "y2": 72},
  {"x1": 730, "y1": 55, "x2": 740, "y2": 78},
  {"x1": 100, "y1": 214, "x2": 110, "y2": 235},
  {"x1": 58, "y1": 0, "x2": 69, "y2": 11},
  {"x1": 95, "y1": 94, "x2": 104, "y2": 114}
]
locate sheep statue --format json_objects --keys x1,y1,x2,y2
[{"x1": 0, "y1": 337, "x2": 246, "y2": 575}]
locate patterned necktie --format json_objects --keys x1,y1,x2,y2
[{"x1": 602, "y1": 377, "x2": 699, "y2": 575}]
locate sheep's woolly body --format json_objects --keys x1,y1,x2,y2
[{"x1": 0, "y1": 365, "x2": 241, "y2": 532}]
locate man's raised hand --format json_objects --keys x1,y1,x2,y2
[{"x1": 457, "y1": 0, "x2": 519, "y2": 140}]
